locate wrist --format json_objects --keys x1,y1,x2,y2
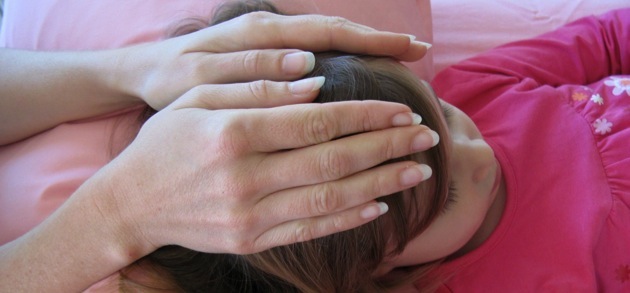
[
  {"x1": 0, "y1": 164, "x2": 154, "y2": 292},
  {"x1": 90, "y1": 47, "x2": 144, "y2": 109},
  {"x1": 84, "y1": 162, "x2": 158, "y2": 262},
  {"x1": 107, "y1": 43, "x2": 155, "y2": 105}
]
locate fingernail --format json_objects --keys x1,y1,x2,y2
[
  {"x1": 392, "y1": 112, "x2": 422, "y2": 126},
  {"x1": 289, "y1": 76, "x2": 325, "y2": 96},
  {"x1": 400, "y1": 164, "x2": 432, "y2": 186},
  {"x1": 411, "y1": 113, "x2": 423, "y2": 125},
  {"x1": 412, "y1": 130, "x2": 439, "y2": 151},
  {"x1": 360, "y1": 202, "x2": 389, "y2": 219},
  {"x1": 413, "y1": 41, "x2": 432, "y2": 50},
  {"x1": 429, "y1": 130, "x2": 440, "y2": 147},
  {"x1": 282, "y1": 52, "x2": 315, "y2": 75},
  {"x1": 405, "y1": 34, "x2": 417, "y2": 41},
  {"x1": 418, "y1": 164, "x2": 433, "y2": 180}
]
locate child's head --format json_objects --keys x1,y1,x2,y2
[
  {"x1": 133, "y1": 53, "x2": 452, "y2": 293},
  {"x1": 123, "y1": 0, "x2": 499, "y2": 292}
]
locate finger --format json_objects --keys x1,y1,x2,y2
[
  {"x1": 188, "y1": 12, "x2": 428, "y2": 62},
  {"x1": 255, "y1": 125, "x2": 439, "y2": 191},
  {"x1": 205, "y1": 50, "x2": 316, "y2": 83},
  {"x1": 173, "y1": 78, "x2": 326, "y2": 109},
  {"x1": 257, "y1": 161, "x2": 432, "y2": 227},
  {"x1": 240, "y1": 100, "x2": 420, "y2": 151},
  {"x1": 253, "y1": 201, "x2": 384, "y2": 251}
]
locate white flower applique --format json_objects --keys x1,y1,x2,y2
[
  {"x1": 590, "y1": 93, "x2": 604, "y2": 105},
  {"x1": 604, "y1": 77, "x2": 630, "y2": 96},
  {"x1": 593, "y1": 118, "x2": 613, "y2": 135}
]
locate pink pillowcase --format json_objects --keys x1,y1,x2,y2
[
  {"x1": 431, "y1": 0, "x2": 630, "y2": 74},
  {"x1": 0, "y1": 0, "x2": 433, "y2": 244},
  {"x1": 277, "y1": 0, "x2": 434, "y2": 80},
  {"x1": 0, "y1": 0, "x2": 433, "y2": 79}
]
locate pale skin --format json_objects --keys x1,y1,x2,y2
[
  {"x1": 0, "y1": 12, "x2": 436, "y2": 292},
  {"x1": 0, "y1": 12, "x2": 428, "y2": 145}
]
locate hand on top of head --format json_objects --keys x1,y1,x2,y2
[
  {"x1": 111, "y1": 1, "x2": 441, "y2": 292},
  {"x1": 121, "y1": 2, "x2": 430, "y2": 110}
]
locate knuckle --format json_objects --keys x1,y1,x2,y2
[
  {"x1": 309, "y1": 184, "x2": 342, "y2": 215},
  {"x1": 361, "y1": 111, "x2": 374, "y2": 133},
  {"x1": 248, "y1": 80, "x2": 271, "y2": 104},
  {"x1": 317, "y1": 148, "x2": 351, "y2": 181},
  {"x1": 326, "y1": 16, "x2": 351, "y2": 31},
  {"x1": 239, "y1": 11, "x2": 269, "y2": 26},
  {"x1": 242, "y1": 51, "x2": 263, "y2": 76},
  {"x1": 186, "y1": 85, "x2": 207, "y2": 98},
  {"x1": 239, "y1": 11, "x2": 276, "y2": 35},
  {"x1": 293, "y1": 223, "x2": 315, "y2": 243},
  {"x1": 367, "y1": 171, "x2": 388, "y2": 196},
  {"x1": 170, "y1": 85, "x2": 209, "y2": 108},
  {"x1": 324, "y1": 16, "x2": 350, "y2": 47},
  {"x1": 305, "y1": 111, "x2": 337, "y2": 144},
  {"x1": 188, "y1": 60, "x2": 207, "y2": 84},
  {"x1": 330, "y1": 215, "x2": 345, "y2": 234},
  {"x1": 229, "y1": 238, "x2": 253, "y2": 254},
  {"x1": 214, "y1": 118, "x2": 249, "y2": 157},
  {"x1": 224, "y1": 213, "x2": 256, "y2": 254},
  {"x1": 381, "y1": 134, "x2": 396, "y2": 160}
]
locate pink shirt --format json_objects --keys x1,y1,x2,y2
[{"x1": 428, "y1": 9, "x2": 630, "y2": 292}]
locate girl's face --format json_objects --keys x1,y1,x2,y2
[{"x1": 377, "y1": 92, "x2": 506, "y2": 275}]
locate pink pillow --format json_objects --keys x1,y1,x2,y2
[
  {"x1": 0, "y1": 0, "x2": 433, "y2": 78},
  {"x1": 431, "y1": 0, "x2": 630, "y2": 74},
  {"x1": 0, "y1": 0, "x2": 433, "y2": 244},
  {"x1": 277, "y1": 0, "x2": 434, "y2": 80}
]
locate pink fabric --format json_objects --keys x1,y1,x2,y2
[
  {"x1": 0, "y1": 0, "x2": 432, "y2": 242},
  {"x1": 0, "y1": 1, "x2": 432, "y2": 289},
  {"x1": 431, "y1": 0, "x2": 630, "y2": 74},
  {"x1": 280, "y1": 0, "x2": 434, "y2": 80},
  {"x1": 428, "y1": 9, "x2": 630, "y2": 292},
  {"x1": 0, "y1": 0, "x2": 433, "y2": 79}
]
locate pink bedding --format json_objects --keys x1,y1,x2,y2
[
  {"x1": 0, "y1": 0, "x2": 433, "y2": 244},
  {"x1": 0, "y1": 0, "x2": 628, "y2": 245},
  {"x1": 432, "y1": 0, "x2": 630, "y2": 73}
]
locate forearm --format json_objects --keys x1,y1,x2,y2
[
  {"x1": 0, "y1": 168, "x2": 147, "y2": 291},
  {"x1": 0, "y1": 48, "x2": 144, "y2": 145}
]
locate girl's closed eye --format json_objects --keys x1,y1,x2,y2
[
  {"x1": 441, "y1": 102, "x2": 456, "y2": 126},
  {"x1": 443, "y1": 182, "x2": 458, "y2": 211},
  {"x1": 439, "y1": 102, "x2": 457, "y2": 211}
]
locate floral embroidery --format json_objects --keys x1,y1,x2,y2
[
  {"x1": 571, "y1": 87, "x2": 591, "y2": 101},
  {"x1": 604, "y1": 77, "x2": 630, "y2": 96},
  {"x1": 593, "y1": 118, "x2": 612, "y2": 135},
  {"x1": 572, "y1": 91, "x2": 588, "y2": 101},
  {"x1": 590, "y1": 93, "x2": 604, "y2": 105},
  {"x1": 616, "y1": 264, "x2": 630, "y2": 283}
]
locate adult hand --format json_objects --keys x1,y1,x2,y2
[
  {"x1": 120, "y1": 11, "x2": 430, "y2": 110},
  {"x1": 1, "y1": 77, "x2": 438, "y2": 293},
  {"x1": 98, "y1": 78, "x2": 438, "y2": 256},
  {"x1": 0, "y1": 12, "x2": 428, "y2": 144}
]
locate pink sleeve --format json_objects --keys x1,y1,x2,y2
[{"x1": 432, "y1": 8, "x2": 630, "y2": 101}]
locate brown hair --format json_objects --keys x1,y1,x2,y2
[{"x1": 122, "y1": 1, "x2": 450, "y2": 292}]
